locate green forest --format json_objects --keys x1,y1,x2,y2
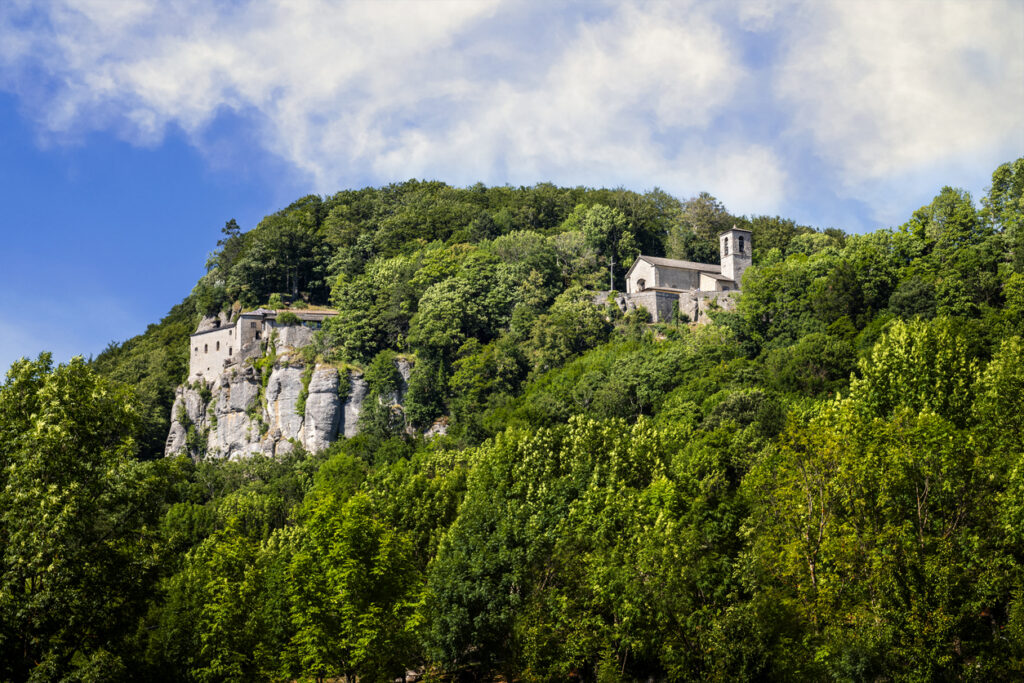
[{"x1": 2, "y1": 157, "x2": 1023, "y2": 681}]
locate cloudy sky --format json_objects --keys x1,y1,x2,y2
[{"x1": 0, "y1": 0, "x2": 1022, "y2": 370}]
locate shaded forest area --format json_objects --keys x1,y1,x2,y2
[{"x1": 2, "y1": 158, "x2": 1023, "y2": 681}]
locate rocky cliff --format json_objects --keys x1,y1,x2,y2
[{"x1": 165, "y1": 335, "x2": 411, "y2": 460}]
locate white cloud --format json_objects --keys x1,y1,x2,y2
[
  {"x1": 0, "y1": 0, "x2": 781, "y2": 209},
  {"x1": 366, "y1": 3, "x2": 774, "y2": 197},
  {"x1": 1, "y1": 0, "x2": 1019, "y2": 228},
  {"x1": 774, "y1": 0, "x2": 1024, "y2": 191},
  {"x1": 735, "y1": 0, "x2": 800, "y2": 31}
]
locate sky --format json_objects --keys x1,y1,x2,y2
[{"x1": 0, "y1": 0, "x2": 1022, "y2": 372}]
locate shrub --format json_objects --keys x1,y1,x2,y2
[{"x1": 275, "y1": 311, "x2": 301, "y2": 326}]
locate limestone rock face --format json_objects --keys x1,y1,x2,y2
[
  {"x1": 195, "y1": 311, "x2": 232, "y2": 334},
  {"x1": 342, "y1": 374, "x2": 369, "y2": 437},
  {"x1": 274, "y1": 325, "x2": 314, "y2": 351},
  {"x1": 206, "y1": 367, "x2": 262, "y2": 459},
  {"x1": 266, "y1": 366, "x2": 305, "y2": 443},
  {"x1": 303, "y1": 367, "x2": 342, "y2": 452},
  {"x1": 165, "y1": 354, "x2": 417, "y2": 460},
  {"x1": 424, "y1": 416, "x2": 449, "y2": 439},
  {"x1": 164, "y1": 418, "x2": 187, "y2": 456}
]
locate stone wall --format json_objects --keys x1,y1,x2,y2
[
  {"x1": 613, "y1": 288, "x2": 742, "y2": 324},
  {"x1": 189, "y1": 326, "x2": 237, "y2": 382},
  {"x1": 656, "y1": 267, "x2": 701, "y2": 291},
  {"x1": 678, "y1": 290, "x2": 741, "y2": 323},
  {"x1": 625, "y1": 290, "x2": 680, "y2": 322}
]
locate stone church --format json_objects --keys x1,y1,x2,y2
[{"x1": 623, "y1": 226, "x2": 751, "y2": 322}]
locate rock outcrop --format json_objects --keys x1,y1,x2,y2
[{"x1": 165, "y1": 354, "x2": 408, "y2": 460}]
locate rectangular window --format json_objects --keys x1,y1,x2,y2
[
  {"x1": 228, "y1": 347, "x2": 232, "y2": 356},
  {"x1": 739, "y1": 235, "x2": 745, "y2": 253},
  {"x1": 250, "y1": 322, "x2": 256, "y2": 329},
  {"x1": 724, "y1": 237, "x2": 729, "y2": 256},
  {"x1": 204, "y1": 344, "x2": 208, "y2": 353},
  {"x1": 216, "y1": 341, "x2": 220, "y2": 351}
]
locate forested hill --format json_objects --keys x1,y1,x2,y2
[
  {"x1": 2, "y1": 158, "x2": 1022, "y2": 680},
  {"x1": 93, "y1": 180, "x2": 845, "y2": 457}
]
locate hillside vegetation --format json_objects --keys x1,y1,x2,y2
[{"x1": 1, "y1": 158, "x2": 1023, "y2": 681}]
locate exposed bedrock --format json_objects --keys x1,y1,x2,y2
[{"x1": 166, "y1": 357, "x2": 408, "y2": 460}]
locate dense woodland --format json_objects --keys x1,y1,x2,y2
[{"x1": 2, "y1": 158, "x2": 1023, "y2": 681}]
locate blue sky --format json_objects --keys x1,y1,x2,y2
[{"x1": 1, "y1": 0, "x2": 1022, "y2": 371}]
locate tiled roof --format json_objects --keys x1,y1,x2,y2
[
  {"x1": 191, "y1": 326, "x2": 232, "y2": 337},
  {"x1": 241, "y1": 308, "x2": 338, "y2": 320},
  {"x1": 195, "y1": 308, "x2": 339, "y2": 336},
  {"x1": 635, "y1": 255, "x2": 721, "y2": 273}
]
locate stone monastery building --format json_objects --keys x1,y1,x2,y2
[
  {"x1": 623, "y1": 226, "x2": 751, "y2": 322},
  {"x1": 189, "y1": 308, "x2": 337, "y2": 382}
]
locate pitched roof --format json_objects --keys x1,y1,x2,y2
[
  {"x1": 634, "y1": 255, "x2": 721, "y2": 273},
  {"x1": 240, "y1": 308, "x2": 338, "y2": 320}
]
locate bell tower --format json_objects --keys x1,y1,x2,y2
[{"x1": 719, "y1": 226, "x2": 752, "y2": 287}]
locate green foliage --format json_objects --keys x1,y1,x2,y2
[
  {"x1": 849, "y1": 317, "x2": 979, "y2": 425},
  {"x1": 744, "y1": 327, "x2": 1021, "y2": 678},
  {"x1": 665, "y1": 191, "x2": 735, "y2": 262},
  {"x1": 574, "y1": 203, "x2": 634, "y2": 287},
  {"x1": 10, "y1": 159, "x2": 1024, "y2": 681},
  {"x1": 0, "y1": 356, "x2": 171, "y2": 681},
  {"x1": 223, "y1": 196, "x2": 331, "y2": 306},
  {"x1": 289, "y1": 492, "x2": 419, "y2": 681},
  {"x1": 295, "y1": 363, "x2": 315, "y2": 417},
  {"x1": 364, "y1": 349, "x2": 402, "y2": 397},
  {"x1": 424, "y1": 415, "x2": 758, "y2": 678},
  {"x1": 274, "y1": 310, "x2": 301, "y2": 326},
  {"x1": 404, "y1": 355, "x2": 446, "y2": 430},
  {"x1": 407, "y1": 251, "x2": 516, "y2": 365},
  {"x1": 252, "y1": 338, "x2": 277, "y2": 390},
  {"x1": 526, "y1": 286, "x2": 612, "y2": 375},
  {"x1": 763, "y1": 332, "x2": 856, "y2": 396},
  {"x1": 982, "y1": 157, "x2": 1024, "y2": 271},
  {"x1": 92, "y1": 297, "x2": 199, "y2": 458},
  {"x1": 336, "y1": 365, "x2": 352, "y2": 403}
]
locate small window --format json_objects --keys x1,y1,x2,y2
[
  {"x1": 228, "y1": 347, "x2": 232, "y2": 356},
  {"x1": 204, "y1": 344, "x2": 208, "y2": 353},
  {"x1": 739, "y1": 235, "x2": 745, "y2": 253},
  {"x1": 724, "y1": 237, "x2": 729, "y2": 256},
  {"x1": 229, "y1": 330, "x2": 232, "y2": 336},
  {"x1": 194, "y1": 347, "x2": 198, "y2": 353},
  {"x1": 216, "y1": 341, "x2": 220, "y2": 351},
  {"x1": 637, "y1": 278, "x2": 646, "y2": 291},
  {"x1": 255, "y1": 331, "x2": 261, "y2": 340},
  {"x1": 250, "y1": 322, "x2": 257, "y2": 329}
]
